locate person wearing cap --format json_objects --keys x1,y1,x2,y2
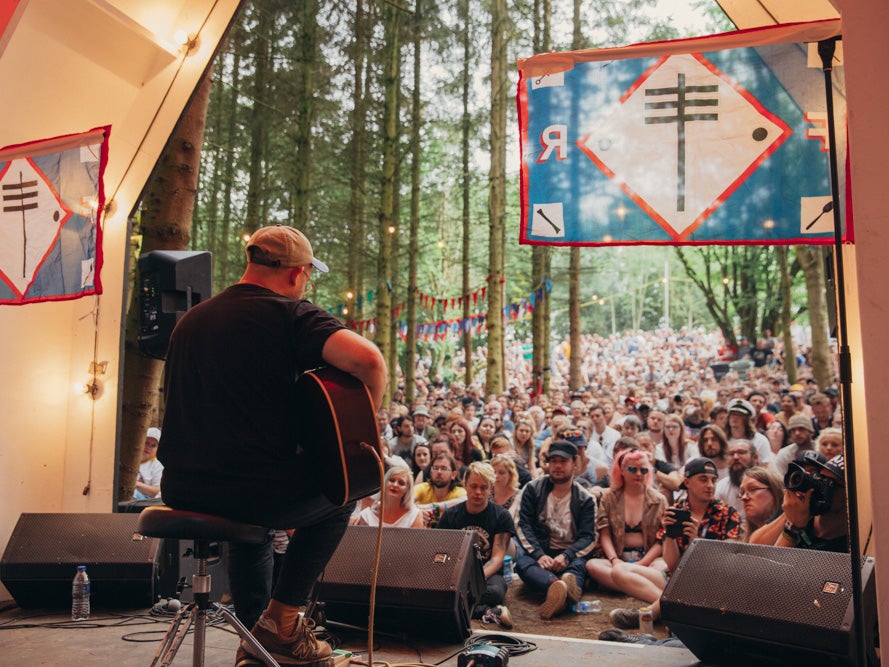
[
  {"x1": 609, "y1": 457, "x2": 741, "y2": 630},
  {"x1": 725, "y1": 398, "x2": 774, "y2": 465},
  {"x1": 134, "y1": 427, "x2": 163, "y2": 500},
  {"x1": 159, "y1": 224, "x2": 387, "y2": 666},
  {"x1": 770, "y1": 413, "x2": 817, "y2": 479},
  {"x1": 750, "y1": 454, "x2": 848, "y2": 553},
  {"x1": 515, "y1": 439, "x2": 597, "y2": 620},
  {"x1": 410, "y1": 404, "x2": 437, "y2": 441}
]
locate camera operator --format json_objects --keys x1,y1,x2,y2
[{"x1": 749, "y1": 453, "x2": 848, "y2": 552}]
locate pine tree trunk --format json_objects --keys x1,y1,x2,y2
[
  {"x1": 485, "y1": 0, "x2": 507, "y2": 397},
  {"x1": 776, "y1": 246, "x2": 798, "y2": 382},
  {"x1": 118, "y1": 67, "x2": 213, "y2": 501},
  {"x1": 460, "y1": 0, "x2": 473, "y2": 388},
  {"x1": 796, "y1": 245, "x2": 832, "y2": 386},
  {"x1": 375, "y1": 3, "x2": 402, "y2": 405},
  {"x1": 347, "y1": 0, "x2": 368, "y2": 322},
  {"x1": 405, "y1": 0, "x2": 423, "y2": 404}
]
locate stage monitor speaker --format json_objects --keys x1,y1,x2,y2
[
  {"x1": 318, "y1": 526, "x2": 484, "y2": 642},
  {"x1": 138, "y1": 250, "x2": 212, "y2": 359},
  {"x1": 661, "y1": 540, "x2": 878, "y2": 666},
  {"x1": 1, "y1": 513, "x2": 160, "y2": 609}
]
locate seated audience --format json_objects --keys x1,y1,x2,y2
[{"x1": 350, "y1": 465, "x2": 424, "y2": 528}]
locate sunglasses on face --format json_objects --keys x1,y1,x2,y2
[
  {"x1": 626, "y1": 465, "x2": 649, "y2": 475},
  {"x1": 561, "y1": 429, "x2": 583, "y2": 438}
]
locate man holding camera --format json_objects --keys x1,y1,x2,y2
[{"x1": 750, "y1": 453, "x2": 848, "y2": 553}]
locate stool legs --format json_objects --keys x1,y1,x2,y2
[{"x1": 149, "y1": 539, "x2": 282, "y2": 667}]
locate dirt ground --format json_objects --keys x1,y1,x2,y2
[{"x1": 470, "y1": 582, "x2": 670, "y2": 641}]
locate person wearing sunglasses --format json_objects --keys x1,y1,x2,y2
[{"x1": 586, "y1": 449, "x2": 669, "y2": 600}]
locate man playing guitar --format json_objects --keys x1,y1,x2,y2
[{"x1": 159, "y1": 225, "x2": 386, "y2": 666}]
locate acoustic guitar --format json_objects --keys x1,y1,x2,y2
[{"x1": 294, "y1": 366, "x2": 382, "y2": 507}]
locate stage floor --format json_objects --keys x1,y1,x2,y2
[{"x1": 0, "y1": 602, "x2": 702, "y2": 666}]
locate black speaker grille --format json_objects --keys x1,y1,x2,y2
[
  {"x1": 664, "y1": 541, "x2": 852, "y2": 634},
  {"x1": 1, "y1": 513, "x2": 159, "y2": 608},
  {"x1": 319, "y1": 526, "x2": 483, "y2": 641}
]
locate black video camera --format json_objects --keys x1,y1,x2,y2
[{"x1": 784, "y1": 462, "x2": 837, "y2": 516}]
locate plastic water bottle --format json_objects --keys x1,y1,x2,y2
[
  {"x1": 502, "y1": 555, "x2": 513, "y2": 584},
  {"x1": 71, "y1": 565, "x2": 90, "y2": 621},
  {"x1": 571, "y1": 600, "x2": 602, "y2": 613}
]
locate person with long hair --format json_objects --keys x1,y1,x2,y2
[
  {"x1": 586, "y1": 449, "x2": 668, "y2": 593},
  {"x1": 511, "y1": 414, "x2": 539, "y2": 477},
  {"x1": 472, "y1": 416, "x2": 499, "y2": 459},
  {"x1": 766, "y1": 419, "x2": 789, "y2": 454},
  {"x1": 738, "y1": 466, "x2": 783, "y2": 538},
  {"x1": 447, "y1": 417, "x2": 482, "y2": 466},
  {"x1": 409, "y1": 442, "x2": 431, "y2": 485},
  {"x1": 491, "y1": 454, "x2": 522, "y2": 520},
  {"x1": 657, "y1": 413, "x2": 700, "y2": 469},
  {"x1": 350, "y1": 465, "x2": 424, "y2": 528},
  {"x1": 816, "y1": 427, "x2": 844, "y2": 460},
  {"x1": 698, "y1": 424, "x2": 730, "y2": 480}
]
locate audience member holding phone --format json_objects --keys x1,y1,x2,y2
[{"x1": 608, "y1": 457, "x2": 742, "y2": 631}]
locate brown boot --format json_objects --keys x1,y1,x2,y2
[{"x1": 242, "y1": 613, "x2": 333, "y2": 665}]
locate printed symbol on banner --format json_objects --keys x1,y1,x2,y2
[
  {"x1": 531, "y1": 72, "x2": 565, "y2": 90},
  {"x1": 805, "y1": 112, "x2": 829, "y2": 152},
  {"x1": 801, "y1": 196, "x2": 834, "y2": 234},
  {"x1": 0, "y1": 158, "x2": 71, "y2": 296},
  {"x1": 578, "y1": 53, "x2": 792, "y2": 239},
  {"x1": 531, "y1": 203, "x2": 565, "y2": 237}
]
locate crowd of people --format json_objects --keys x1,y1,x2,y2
[
  {"x1": 366, "y1": 331, "x2": 846, "y2": 640},
  {"x1": 150, "y1": 223, "x2": 844, "y2": 663}
]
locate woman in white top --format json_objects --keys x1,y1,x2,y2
[
  {"x1": 350, "y1": 465, "x2": 424, "y2": 528},
  {"x1": 656, "y1": 413, "x2": 700, "y2": 470}
]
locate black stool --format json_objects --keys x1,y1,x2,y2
[{"x1": 136, "y1": 506, "x2": 280, "y2": 667}]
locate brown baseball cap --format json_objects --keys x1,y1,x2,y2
[{"x1": 245, "y1": 225, "x2": 329, "y2": 272}]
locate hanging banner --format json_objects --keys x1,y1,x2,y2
[
  {"x1": 0, "y1": 127, "x2": 109, "y2": 304},
  {"x1": 518, "y1": 20, "x2": 848, "y2": 246}
]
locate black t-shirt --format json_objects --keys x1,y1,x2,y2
[
  {"x1": 159, "y1": 283, "x2": 343, "y2": 521},
  {"x1": 437, "y1": 502, "x2": 515, "y2": 564}
]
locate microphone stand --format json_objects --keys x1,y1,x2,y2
[{"x1": 818, "y1": 36, "x2": 867, "y2": 665}]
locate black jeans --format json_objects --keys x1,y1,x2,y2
[{"x1": 227, "y1": 496, "x2": 354, "y2": 629}]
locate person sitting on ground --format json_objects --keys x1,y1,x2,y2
[
  {"x1": 698, "y1": 424, "x2": 730, "y2": 480},
  {"x1": 656, "y1": 413, "x2": 699, "y2": 470},
  {"x1": 134, "y1": 427, "x2": 164, "y2": 500},
  {"x1": 491, "y1": 454, "x2": 522, "y2": 521},
  {"x1": 511, "y1": 414, "x2": 539, "y2": 478},
  {"x1": 816, "y1": 427, "x2": 844, "y2": 461},
  {"x1": 765, "y1": 419, "x2": 789, "y2": 454},
  {"x1": 715, "y1": 439, "x2": 757, "y2": 521},
  {"x1": 586, "y1": 449, "x2": 668, "y2": 595},
  {"x1": 635, "y1": 432, "x2": 681, "y2": 504},
  {"x1": 749, "y1": 453, "x2": 848, "y2": 552},
  {"x1": 436, "y1": 461, "x2": 515, "y2": 629},
  {"x1": 409, "y1": 442, "x2": 431, "y2": 485},
  {"x1": 472, "y1": 415, "x2": 499, "y2": 460},
  {"x1": 413, "y1": 452, "x2": 467, "y2": 527},
  {"x1": 608, "y1": 458, "x2": 741, "y2": 631},
  {"x1": 771, "y1": 413, "x2": 817, "y2": 479},
  {"x1": 349, "y1": 465, "x2": 424, "y2": 528},
  {"x1": 725, "y1": 398, "x2": 773, "y2": 465},
  {"x1": 515, "y1": 440, "x2": 596, "y2": 620},
  {"x1": 446, "y1": 417, "x2": 483, "y2": 468},
  {"x1": 738, "y1": 466, "x2": 783, "y2": 538},
  {"x1": 488, "y1": 433, "x2": 532, "y2": 487}
]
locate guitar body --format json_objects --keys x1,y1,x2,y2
[{"x1": 295, "y1": 366, "x2": 381, "y2": 506}]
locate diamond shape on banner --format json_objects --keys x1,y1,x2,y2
[
  {"x1": 578, "y1": 53, "x2": 792, "y2": 239},
  {"x1": 0, "y1": 158, "x2": 71, "y2": 297}
]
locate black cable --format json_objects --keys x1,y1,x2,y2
[{"x1": 464, "y1": 633, "x2": 537, "y2": 657}]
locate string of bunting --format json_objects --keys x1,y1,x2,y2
[
  {"x1": 329, "y1": 284, "x2": 491, "y2": 320},
  {"x1": 343, "y1": 280, "x2": 552, "y2": 341}
]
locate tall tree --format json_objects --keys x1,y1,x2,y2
[
  {"x1": 290, "y1": 0, "x2": 320, "y2": 226},
  {"x1": 405, "y1": 0, "x2": 424, "y2": 404},
  {"x1": 460, "y1": 0, "x2": 473, "y2": 389},
  {"x1": 531, "y1": 0, "x2": 552, "y2": 398},
  {"x1": 796, "y1": 245, "x2": 832, "y2": 387},
  {"x1": 118, "y1": 67, "x2": 213, "y2": 500},
  {"x1": 375, "y1": 1, "x2": 402, "y2": 405},
  {"x1": 244, "y1": 2, "x2": 273, "y2": 234},
  {"x1": 567, "y1": 0, "x2": 582, "y2": 392},
  {"x1": 347, "y1": 0, "x2": 369, "y2": 322},
  {"x1": 776, "y1": 245, "x2": 798, "y2": 382}
]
